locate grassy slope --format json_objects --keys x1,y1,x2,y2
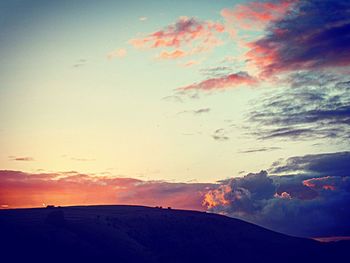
[{"x1": 0, "y1": 205, "x2": 348, "y2": 263}]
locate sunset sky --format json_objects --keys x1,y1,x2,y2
[{"x1": 1, "y1": 0, "x2": 349, "y2": 238}]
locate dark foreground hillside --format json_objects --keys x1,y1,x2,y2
[{"x1": 0, "y1": 205, "x2": 348, "y2": 263}]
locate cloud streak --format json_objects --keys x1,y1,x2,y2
[
  {"x1": 238, "y1": 146, "x2": 281, "y2": 154},
  {"x1": 8, "y1": 156, "x2": 34, "y2": 162},
  {"x1": 178, "y1": 71, "x2": 258, "y2": 92},
  {"x1": 177, "y1": 108, "x2": 211, "y2": 115}
]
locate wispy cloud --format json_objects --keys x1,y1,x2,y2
[
  {"x1": 177, "y1": 71, "x2": 258, "y2": 92},
  {"x1": 72, "y1": 59, "x2": 87, "y2": 68},
  {"x1": 182, "y1": 60, "x2": 200, "y2": 67},
  {"x1": 161, "y1": 95, "x2": 183, "y2": 103},
  {"x1": 107, "y1": 48, "x2": 127, "y2": 59},
  {"x1": 238, "y1": 146, "x2": 281, "y2": 154},
  {"x1": 61, "y1": 155, "x2": 95, "y2": 162},
  {"x1": 199, "y1": 66, "x2": 234, "y2": 78},
  {"x1": 70, "y1": 157, "x2": 95, "y2": 162},
  {"x1": 177, "y1": 108, "x2": 211, "y2": 115},
  {"x1": 247, "y1": 72, "x2": 350, "y2": 141},
  {"x1": 8, "y1": 156, "x2": 34, "y2": 162}
]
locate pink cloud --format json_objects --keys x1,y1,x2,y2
[
  {"x1": 177, "y1": 71, "x2": 258, "y2": 92},
  {"x1": 129, "y1": 16, "x2": 224, "y2": 59},
  {"x1": 0, "y1": 170, "x2": 214, "y2": 210},
  {"x1": 302, "y1": 176, "x2": 349, "y2": 191},
  {"x1": 221, "y1": 0, "x2": 295, "y2": 33},
  {"x1": 182, "y1": 60, "x2": 200, "y2": 67}
]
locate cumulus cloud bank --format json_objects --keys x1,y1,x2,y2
[{"x1": 203, "y1": 152, "x2": 350, "y2": 237}]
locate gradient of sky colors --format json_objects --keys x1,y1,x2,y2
[{"x1": 1, "y1": 0, "x2": 349, "y2": 238}]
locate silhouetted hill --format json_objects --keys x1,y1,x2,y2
[{"x1": 0, "y1": 205, "x2": 348, "y2": 262}]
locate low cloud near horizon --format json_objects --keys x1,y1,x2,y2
[
  {"x1": 204, "y1": 151, "x2": 350, "y2": 237},
  {"x1": 1, "y1": 151, "x2": 349, "y2": 238}
]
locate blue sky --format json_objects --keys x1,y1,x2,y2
[{"x1": 2, "y1": 0, "x2": 345, "y2": 182}]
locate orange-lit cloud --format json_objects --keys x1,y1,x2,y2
[
  {"x1": 202, "y1": 185, "x2": 231, "y2": 209},
  {"x1": 158, "y1": 49, "x2": 186, "y2": 60},
  {"x1": 0, "y1": 170, "x2": 214, "y2": 210},
  {"x1": 177, "y1": 71, "x2": 258, "y2": 92},
  {"x1": 274, "y1": 191, "x2": 292, "y2": 199}
]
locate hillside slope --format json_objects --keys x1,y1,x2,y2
[{"x1": 0, "y1": 205, "x2": 347, "y2": 262}]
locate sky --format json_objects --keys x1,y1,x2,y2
[{"x1": 0, "y1": 0, "x2": 350, "y2": 238}]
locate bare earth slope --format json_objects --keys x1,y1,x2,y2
[{"x1": 0, "y1": 205, "x2": 348, "y2": 263}]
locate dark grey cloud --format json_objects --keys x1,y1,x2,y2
[
  {"x1": 238, "y1": 146, "x2": 281, "y2": 154},
  {"x1": 212, "y1": 128, "x2": 229, "y2": 141},
  {"x1": 212, "y1": 135, "x2": 229, "y2": 141},
  {"x1": 73, "y1": 59, "x2": 87, "y2": 68},
  {"x1": 194, "y1": 108, "x2": 210, "y2": 114},
  {"x1": 204, "y1": 151, "x2": 350, "y2": 237},
  {"x1": 270, "y1": 151, "x2": 350, "y2": 176},
  {"x1": 248, "y1": 72, "x2": 350, "y2": 141},
  {"x1": 177, "y1": 108, "x2": 211, "y2": 115},
  {"x1": 248, "y1": 0, "x2": 350, "y2": 76},
  {"x1": 161, "y1": 95, "x2": 183, "y2": 103}
]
